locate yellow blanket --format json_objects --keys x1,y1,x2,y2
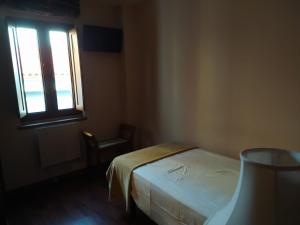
[{"x1": 106, "y1": 143, "x2": 196, "y2": 211}]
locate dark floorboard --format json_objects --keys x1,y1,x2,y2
[{"x1": 6, "y1": 169, "x2": 156, "y2": 225}]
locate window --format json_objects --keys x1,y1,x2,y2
[{"x1": 7, "y1": 19, "x2": 84, "y2": 125}]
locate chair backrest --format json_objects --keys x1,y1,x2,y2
[
  {"x1": 81, "y1": 131, "x2": 98, "y2": 149},
  {"x1": 119, "y1": 124, "x2": 136, "y2": 143}
]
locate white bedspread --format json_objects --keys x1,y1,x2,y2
[{"x1": 131, "y1": 148, "x2": 240, "y2": 225}]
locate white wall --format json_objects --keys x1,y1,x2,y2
[{"x1": 123, "y1": 0, "x2": 300, "y2": 158}]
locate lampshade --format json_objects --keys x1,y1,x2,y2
[{"x1": 205, "y1": 148, "x2": 300, "y2": 225}]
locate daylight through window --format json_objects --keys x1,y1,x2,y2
[{"x1": 8, "y1": 19, "x2": 84, "y2": 124}]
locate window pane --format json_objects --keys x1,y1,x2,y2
[
  {"x1": 17, "y1": 27, "x2": 46, "y2": 113},
  {"x1": 49, "y1": 31, "x2": 74, "y2": 110}
]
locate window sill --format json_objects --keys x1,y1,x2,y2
[{"x1": 19, "y1": 115, "x2": 87, "y2": 129}]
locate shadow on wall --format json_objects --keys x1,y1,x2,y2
[{"x1": 123, "y1": 0, "x2": 300, "y2": 157}]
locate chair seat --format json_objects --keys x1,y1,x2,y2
[
  {"x1": 82, "y1": 124, "x2": 135, "y2": 167},
  {"x1": 98, "y1": 138, "x2": 128, "y2": 149}
]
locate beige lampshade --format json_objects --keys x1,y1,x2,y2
[{"x1": 205, "y1": 148, "x2": 300, "y2": 225}]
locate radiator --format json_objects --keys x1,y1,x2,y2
[{"x1": 37, "y1": 123, "x2": 81, "y2": 168}]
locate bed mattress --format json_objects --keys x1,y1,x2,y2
[{"x1": 131, "y1": 148, "x2": 240, "y2": 225}]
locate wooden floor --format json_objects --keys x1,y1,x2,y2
[{"x1": 6, "y1": 169, "x2": 156, "y2": 225}]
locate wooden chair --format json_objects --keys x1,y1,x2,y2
[{"x1": 82, "y1": 124, "x2": 136, "y2": 167}]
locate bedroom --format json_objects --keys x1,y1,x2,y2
[{"x1": 0, "y1": 0, "x2": 300, "y2": 225}]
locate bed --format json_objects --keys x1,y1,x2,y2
[{"x1": 107, "y1": 145, "x2": 240, "y2": 225}]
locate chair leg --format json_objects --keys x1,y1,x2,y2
[{"x1": 97, "y1": 150, "x2": 101, "y2": 166}]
